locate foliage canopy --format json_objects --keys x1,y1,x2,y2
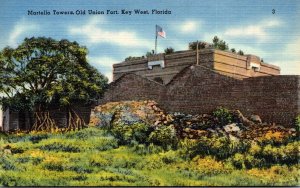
[{"x1": 0, "y1": 37, "x2": 108, "y2": 110}]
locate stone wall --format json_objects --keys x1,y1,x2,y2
[
  {"x1": 163, "y1": 66, "x2": 240, "y2": 114},
  {"x1": 100, "y1": 73, "x2": 166, "y2": 104},
  {"x1": 101, "y1": 65, "x2": 299, "y2": 126},
  {"x1": 234, "y1": 76, "x2": 300, "y2": 126}
]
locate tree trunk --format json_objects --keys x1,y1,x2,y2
[
  {"x1": 31, "y1": 104, "x2": 57, "y2": 132},
  {"x1": 65, "y1": 106, "x2": 86, "y2": 132}
]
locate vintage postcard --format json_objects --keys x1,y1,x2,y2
[{"x1": 0, "y1": 0, "x2": 299, "y2": 186}]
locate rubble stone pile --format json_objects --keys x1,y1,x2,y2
[{"x1": 90, "y1": 100, "x2": 297, "y2": 141}]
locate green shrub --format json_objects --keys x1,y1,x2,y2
[
  {"x1": 148, "y1": 125, "x2": 178, "y2": 149},
  {"x1": 43, "y1": 162, "x2": 65, "y2": 171},
  {"x1": 125, "y1": 56, "x2": 145, "y2": 61},
  {"x1": 110, "y1": 155, "x2": 140, "y2": 169},
  {"x1": 188, "y1": 41, "x2": 208, "y2": 50},
  {"x1": 0, "y1": 157, "x2": 17, "y2": 170},
  {"x1": 178, "y1": 138, "x2": 199, "y2": 159},
  {"x1": 228, "y1": 153, "x2": 265, "y2": 169},
  {"x1": 7, "y1": 135, "x2": 30, "y2": 143},
  {"x1": 164, "y1": 47, "x2": 175, "y2": 54},
  {"x1": 95, "y1": 138, "x2": 119, "y2": 151},
  {"x1": 191, "y1": 156, "x2": 229, "y2": 176},
  {"x1": 39, "y1": 142, "x2": 80, "y2": 152},
  {"x1": 29, "y1": 134, "x2": 49, "y2": 143},
  {"x1": 72, "y1": 175, "x2": 88, "y2": 181},
  {"x1": 180, "y1": 136, "x2": 250, "y2": 160},
  {"x1": 136, "y1": 155, "x2": 164, "y2": 170},
  {"x1": 261, "y1": 142, "x2": 299, "y2": 165},
  {"x1": 7, "y1": 132, "x2": 50, "y2": 144},
  {"x1": 132, "y1": 143, "x2": 163, "y2": 155},
  {"x1": 111, "y1": 123, "x2": 151, "y2": 145},
  {"x1": 10, "y1": 147, "x2": 24, "y2": 154},
  {"x1": 66, "y1": 127, "x2": 105, "y2": 139},
  {"x1": 16, "y1": 157, "x2": 31, "y2": 163},
  {"x1": 213, "y1": 107, "x2": 233, "y2": 126},
  {"x1": 68, "y1": 166, "x2": 93, "y2": 174},
  {"x1": 159, "y1": 150, "x2": 180, "y2": 164},
  {"x1": 244, "y1": 154, "x2": 265, "y2": 169},
  {"x1": 230, "y1": 153, "x2": 245, "y2": 169},
  {"x1": 89, "y1": 154, "x2": 112, "y2": 168}
]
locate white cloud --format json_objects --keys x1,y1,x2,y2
[
  {"x1": 271, "y1": 60, "x2": 300, "y2": 75},
  {"x1": 285, "y1": 37, "x2": 300, "y2": 57},
  {"x1": 271, "y1": 36, "x2": 300, "y2": 75},
  {"x1": 169, "y1": 40, "x2": 187, "y2": 51},
  {"x1": 179, "y1": 20, "x2": 200, "y2": 33},
  {"x1": 104, "y1": 72, "x2": 113, "y2": 83},
  {"x1": 69, "y1": 17, "x2": 151, "y2": 48},
  {"x1": 8, "y1": 18, "x2": 39, "y2": 47},
  {"x1": 87, "y1": 56, "x2": 120, "y2": 82},
  {"x1": 198, "y1": 22, "x2": 298, "y2": 75},
  {"x1": 224, "y1": 19, "x2": 282, "y2": 41}
]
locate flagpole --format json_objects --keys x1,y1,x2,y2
[
  {"x1": 155, "y1": 25, "x2": 157, "y2": 54},
  {"x1": 196, "y1": 40, "x2": 199, "y2": 65}
]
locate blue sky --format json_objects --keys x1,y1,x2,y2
[{"x1": 0, "y1": 0, "x2": 299, "y2": 81}]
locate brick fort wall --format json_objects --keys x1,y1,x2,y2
[{"x1": 100, "y1": 65, "x2": 300, "y2": 126}]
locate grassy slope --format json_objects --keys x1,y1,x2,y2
[{"x1": 0, "y1": 127, "x2": 299, "y2": 186}]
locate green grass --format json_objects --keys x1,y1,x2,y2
[{"x1": 0, "y1": 127, "x2": 299, "y2": 186}]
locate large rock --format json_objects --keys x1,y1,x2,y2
[
  {"x1": 223, "y1": 123, "x2": 241, "y2": 133},
  {"x1": 90, "y1": 100, "x2": 169, "y2": 127},
  {"x1": 250, "y1": 115, "x2": 262, "y2": 124},
  {"x1": 232, "y1": 110, "x2": 253, "y2": 126}
]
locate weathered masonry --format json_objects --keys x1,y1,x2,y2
[
  {"x1": 113, "y1": 49, "x2": 280, "y2": 84},
  {"x1": 101, "y1": 49, "x2": 300, "y2": 126}
]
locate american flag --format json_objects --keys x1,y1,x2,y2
[{"x1": 156, "y1": 25, "x2": 166, "y2": 38}]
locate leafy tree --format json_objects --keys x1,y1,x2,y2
[
  {"x1": 212, "y1": 36, "x2": 219, "y2": 44},
  {"x1": 164, "y1": 47, "x2": 175, "y2": 54},
  {"x1": 0, "y1": 37, "x2": 108, "y2": 131},
  {"x1": 231, "y1": 48, "x2": 236, "y2": 53},
  {"x1": 238, "y1": 50, "x2": 244, "y2": 55},
  {"x1": 146, "y1": 50, "x2": 155, "y2": 57},
  {"x1": 188, "y1": 41, "x2": 208, "y2": 50},
  {"x1": 212, "y1": 36, "x2": 229, "y2": 51},
  {"x1": 188, "y1": 36, "x2": 229, "y2": 51}
]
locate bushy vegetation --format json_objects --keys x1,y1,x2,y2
[
  {"x1": 125, "y1": 56, "x2": 145, "y2": 61},
  {"x1": 110, "y1": 123, "x2": 151, "y2": 145},
  {"x1": 109, "y1": 123, "x2": 178, "y2": 149},
  {"x1": 164, "y1": 47, "x2": 175, "y2": 54},
  {"x1": 213, "y1": 107, "x2": 233, "y2": 126},
  {"x1": 189, "y1": 36, "x2": 246, "y2": 55},
  {"x1": 1, "y1": 107, "x2": 299, "y2": 186},
  {"x1": 189, "y1": 41, "x2": 209, "y2": 50},
  {"x1": 0, "y1": 124, "x2": 299, "y2": 186}
]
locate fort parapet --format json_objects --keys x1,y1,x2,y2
[
  {"x1": 101, "y1": 49, "x2": 299, "y2": 127},
  {"x1": 113, "y1": 49, "x2": 280, "y2": 84}
]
